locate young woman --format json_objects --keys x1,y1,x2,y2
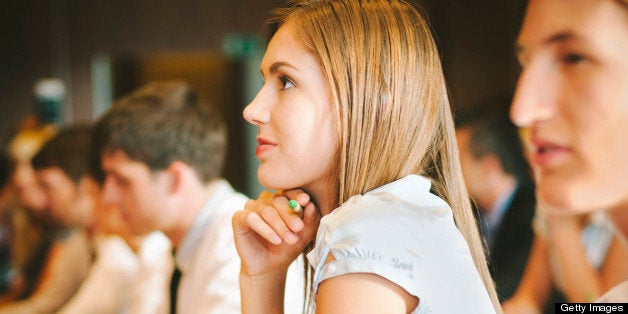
[
  {"x1": 232, "y1": 0, "x2": 500, "y2": 312},
  {"x1": 510, "y1": 0, "x2": 628, "y2": 303}
]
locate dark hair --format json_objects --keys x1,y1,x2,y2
[
  {"x1": 92, "y1": 81, "x2": 226, "y2": 184},
  {"x1": 0, "y1": 149, "x2": 13, "y2": 188},
  {"x1": 458, "y1": 110, "x2": 531, "y2": 182},
  {"x1": 32, "y1": 125, "x2": 93, "y2": 183}
]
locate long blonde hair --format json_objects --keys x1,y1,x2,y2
[{"x1": 268, "y1": 0, "x2": 501, "y2": 310}]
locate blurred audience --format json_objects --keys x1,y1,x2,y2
[
  {"x1": 0, "y1": 126, "x2": 93, "y2": 313},
  {"x1": 456, "y1": 112, "x2": 535, "y2": 301},
  {"x1": 0, "y1": 124, "x2": 174, "y2": 313}
]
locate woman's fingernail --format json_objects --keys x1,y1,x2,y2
[
  {"x1": 270, "y1": 234, "x2": 282, "y2": 245},
  {"x1": 286, "y1": 232, "x2": 299, "y2": 244},
  {"x1": 298, "y1": 194, "x2": 308, "y2": 204},
  {"x1": 291, "y1": 219, "x2": 304, "y2": 231}
]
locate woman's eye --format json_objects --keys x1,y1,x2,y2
[{"x1": 279, "y1": 76, "x2": 295, "y2": 90}]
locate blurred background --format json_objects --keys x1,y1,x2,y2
[{"x1": 0, "y1": 0, "x2": 527, "y2": 197}]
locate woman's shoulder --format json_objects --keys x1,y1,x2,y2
[
  {"x1": 315, "y1": 174, "x2": 468, "y2": 267},
  {"x1": 320, "y1": 174, "x2": 454, "y2": 238}
]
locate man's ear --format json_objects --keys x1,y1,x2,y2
[
  {"x1": 78, "y1": 176, "x2": 99, "y2": 197},
  {"x1": 480, "y1": 153, "x2": 504, "y2": 174},
  {"x1": 164, "y1": 161, "x2": 189, "y2": 194}
]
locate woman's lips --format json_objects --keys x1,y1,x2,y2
[{"x1": 256, "y1": 137, "x2": 277, "y2": 157}]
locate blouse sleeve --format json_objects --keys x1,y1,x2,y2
[{"x1": 308, "y1": 192, "x2": 466, "y2": 298}]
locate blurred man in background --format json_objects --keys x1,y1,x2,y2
[
  {"x1": 457, "y1": 112, "x2": 536, "y2": 301},
  {"x1": 93, "y1": 81, "x2": 249, "y2": 313}
]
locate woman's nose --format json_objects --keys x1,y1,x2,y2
[{"x1": 243, "y1": 87, "x2": 271, "y2": 126}]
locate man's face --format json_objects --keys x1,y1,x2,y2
[
  {"x1": 13, "y1": 160, "x2": 47, "y2": 213},
  {"x1": 456, "y1": 128, "x2": 492, "y2": 211},
  {"x1": 101, "y1": 150, "x2": 172, "y2": 236},
  {"x1": 511, "y1": 0, "x2": 628, "y2": 212},
  {"x1": 36, "y1": 167, "x2": 91, "y2": 227}
]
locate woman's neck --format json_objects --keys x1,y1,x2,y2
[
  {"x1": 608, "y1": 203, "x2": 628, "y2": 242},
  {"x1": 304, "y1": 178, "x2": 337, "y2": 216}
]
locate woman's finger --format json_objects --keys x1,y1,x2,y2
[
  {"x1": 271, "y1": 195, "x2": 306, "y2": 234},
  {"x1": 257, "y1": 203, "x2": 300, "y2": 244},
  {"x1": 301, "y1": 202, "x2": 321, "y2": 239},
  {"x1": 243, "y1": 210, "x2": 283, "y2": 245},
  {"x1": 283, "y1": 189, "x2": 310, "y2": 207},
  {"x1": 258, "y1": 190, "x2": 276, "y2": 204}
]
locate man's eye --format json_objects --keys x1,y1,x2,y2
[
  {"x1": 279, "y1": 76, "x2": 295, "y2": 90},
  {"x1": 562, "y1": 53, "x2": 585, "y2": 65},
  {"x1": 112, "y1": 176, "x2": 128, "y2": 187}
]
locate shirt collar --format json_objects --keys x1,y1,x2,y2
[
  {"x1": 367, "y1": 174, "x2": 448, "y2": 208},
  {"x1": 485, "y1": 182, "x2": 518, "y2": 230},
  {"x1": 174, "y1": 179, "x2": 232, "y2": 273}
]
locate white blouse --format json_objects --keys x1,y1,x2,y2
[{"x1": 307, "y1": 175, "x2": 495, "y2": 313}]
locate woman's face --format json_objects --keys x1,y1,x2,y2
[
  {"x1": 511, "y1": 0, "x2": 628, "y2": 212},
  {"x1": 243, "y1": 22, "x2": 338, "y2": 198}
]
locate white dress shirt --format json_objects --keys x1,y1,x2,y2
[
  {"x1": 128, "y1": 231, "x2": 173, "y2": 314},
  {"x1": 173, "y1": 180, "x2": 247, "y2": 313}
]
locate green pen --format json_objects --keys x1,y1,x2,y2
[{"x1": 288, "y1": 199, "x2": 302, "y2": 214}]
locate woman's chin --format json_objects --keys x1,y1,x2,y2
[{"x1": 257, "y1": 172, "x2": 290, "y2": 191}]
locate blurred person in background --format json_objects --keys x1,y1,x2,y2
[
  {"x1": 509, "y1": 0, "x2": 628, "y2": 304},
  {"x1": 0, "y1": 126, "x2": 96, "y2": 313},
  {"x1": 93, "y1": 81, "x2": 254, "y2": 313},
  {"x1": 10, "y1": 78, "x2": 64, "y2": 216},
  {"x1": 504, "y1": 210, "x2": 627, "y2": 313},
  {"x1": 456, "y1": 111, "x2": 535, "y2": 301},
  {"x1": 1, "y1": 119, "x2": 58, "y2": 302},
  {"x1": 0, "y1": 78, "x2": 65, "y2": 301},
  {"x1": 8, "y1": 119, "x2": 56, "y2": 221},
  {"x1": 0, "y1": 150, "x2": 14, "y2": 295}
]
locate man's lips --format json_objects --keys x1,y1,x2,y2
[
  {"x1": 529, "y1": 138, "x2": 571, "y2": 167},
  {"x1": 256, "y1": 137, "x2": 277, "y2": 157}
]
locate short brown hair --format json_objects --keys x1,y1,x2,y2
[
  {"x1": 93, "y1": 81, "x2": 226, "y2": 184},
  {"x1": 32, "y1": 125, "x2": 92, "y2": 183}
]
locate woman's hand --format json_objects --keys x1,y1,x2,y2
[{"x1": 232, "y1": 189, "x2": 321, "y2": 278}]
